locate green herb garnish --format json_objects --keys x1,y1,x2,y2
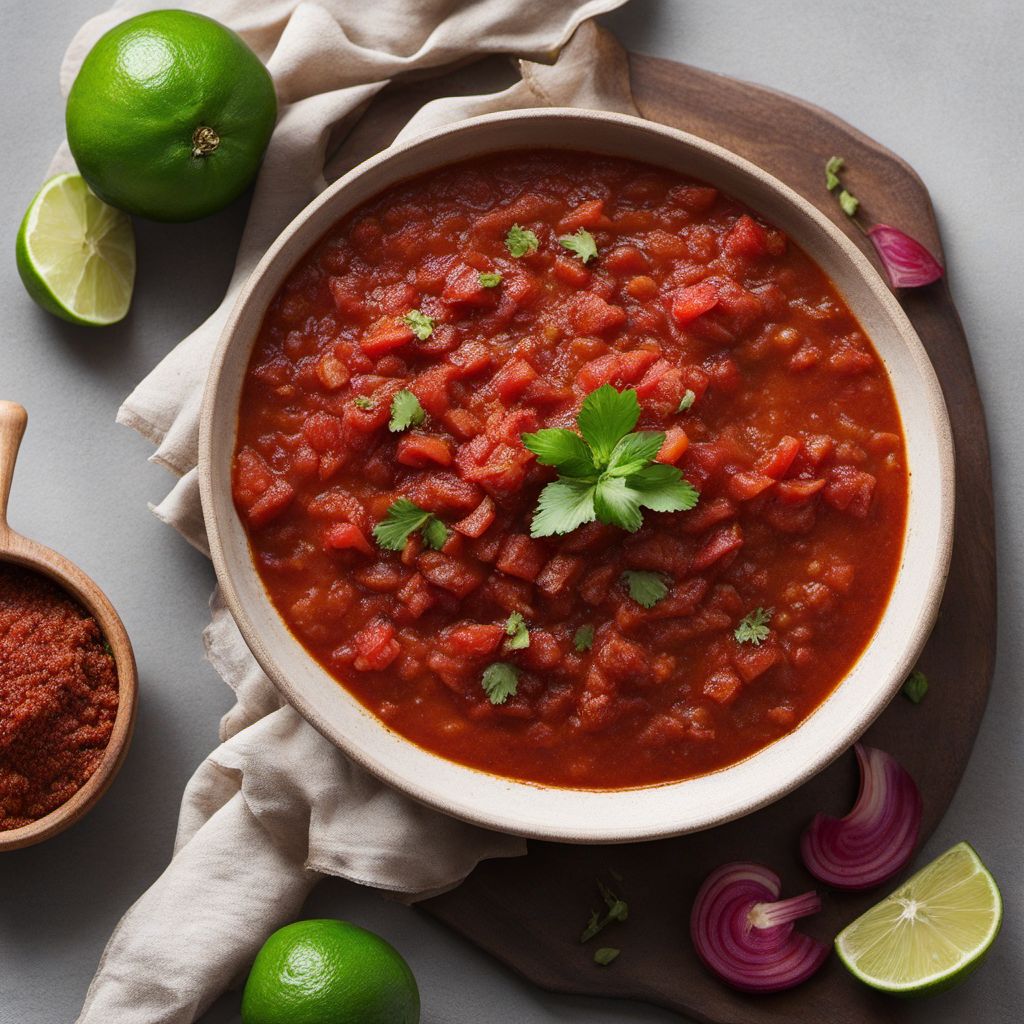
[
  {"x1": 573, "y1": 624, "x2": 595, "y2": 652},
  {"x1": 677, "y1": 389, "x2": 696, "y2": 413},
  {"x1": 734, "y1": 607, "x2": 773, "y2": 646},
  {"x1": 622, "y1": 570, "x2": 668, "y2": 609},
  {"x1": 521, "y1": 384, "x2": 699, "y2": 538},
  {"x1": 593, "y1": 948, "x2": 620, "y2": 966},
  {"x1": 482, "y1": 662, "x2": 519, "y2": 705},
  {"x1": 403, "y1": 309, "x2": 434, "y2": 340},
  {"x1": 505, "y1": 224, "x2": 539, "y2": 258},
  {"x1": 825, "y1": 155, "x2": 844, "y2": 191},
  {"x1": 353, "y1": 395, "x2": 375, "y2": 410},
  {"x1": 373, "y1": 498, "x2": 448, "y2": 552},
  {"x1": 388, "y1": 389, "x2": 426, "y2": 432},
  {"x1": 504, "y1": 611, "x2": 530, "y2": 651},
  {"x1": 559, "y1": 228, "x2": 598, "y2": 264},
  {"x1": 902, "y1": 669, "x2": 928, "y2": 704},
  {"x1": 478, "y1": 271, "x2": 502, "y2": 288},
  {"x1": 838, "y1": 189, "x2": 860, "y2": 217},
  {"x1": 580, "y1": 880, "x2": 629, "y2": 943}
]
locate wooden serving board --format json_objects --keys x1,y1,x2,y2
[{"x1": 349, "y1": 51, "x2": 996, "y2": 1022}]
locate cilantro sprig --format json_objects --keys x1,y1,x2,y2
[
  {"x1": 353, "y1": 395, "x2": 375, "y2": 410},
  {"x1": 734, "y1": 607, "x2": 772, "y2": 646},
  {"x1": 403, "y1": 309, "x2": 434, "y2": 340},
  {"x1": 580, "y1": 880, "x2": 628, "y2": 943},
  {"x1": 622, "y1": 571, "x2": 668, "y2": 609},
  {"x1": 389, "y1": 390, "x2": 425, "y2": 432},
  {"x1": 677, "y1": 389, "x2": 696, "y2": 413},
  {"x1": 559, "y1": 228, "x2": 598, "y2": 264},
  {"x1": 504, "y1": 611, "x2": 530, "y2": 651},
  {"x1": 373, "y1": 499, "x2": 448, "y2": 552},
  {"x1": 482, "y1": 662, "x2": 519, "y2": 705},
  {"x1": 478, "y1": 271, "x2": 502, "y2": 288},
  {"x1": 521, "y1": 384, "x2": 699, "y2": 538},
  {"x1": 573, "y1": 624, "x2": 595, "y2": 652},
  {"x1": 505, "y1": 224, "x2": 539, "y2": 258}
]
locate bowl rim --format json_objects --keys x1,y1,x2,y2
[{"x1": 199, "y1": 107, "x2": 954, "y2": 842}]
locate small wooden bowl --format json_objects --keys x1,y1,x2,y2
[{"x1": 0, "y1": 401, "x2": 138, "y2": 852}]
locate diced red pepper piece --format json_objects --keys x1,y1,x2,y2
[
  {"x1": 496, "y1": 534, "x2": 548, "y2": 582},
  {"x1": 454, "y1": 496, "x2": 496, "y2": 538},
  {"x1": 722, "y1": 214, "x2": 769, "y2": 257},
  {"x1": 671, "y1": 281, "x2": 719, "y2": 324},
  {"x1": 726, "y1": 470, "x2": 776, "y2": 502},
  {"x1": 396, "y1": 434, "x2": 453, "y2": 468},
  {"x1": 322, "y1": 522, "x2": 373, "y2": 555},
  {"x1": 656, "y1": 427, "x2": 690, "y2": 465},
  {"x1": 353, "y1": 620, "x2": 401, "y2": 672},
  {"x1": 556, "y1": 198, "x2": 609, "y2": 233},
  {"x1": 691, "y1": 522, "x2": 744, "y2": 571}
]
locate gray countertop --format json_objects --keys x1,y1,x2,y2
[{"x1": 0, "y1": 1, "x2": 1019, "y2": 1022}]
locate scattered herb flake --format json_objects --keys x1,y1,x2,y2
[
  {"x1": 478, "y1": 271, "x2": 502, "y2": 288},
  {"x1": 353, "y1": 395, "x2": 375, "y2": 410},
  {"x1": 522, "y1": 385, "x2": 699, "y2": 538},
  {"x1": 504, "y1": 611, "x2": 530, "y2": 651},
  {"x1": 902, "y1": 669, "x2": 929, "y2": 704},
  {"x1": 102, "y1": 639, "x2": 113, "y2": 656},
  {"x1": 825, "y1": 155, "x2": 844, "y2": 191},
  {"x1": 373, "y1": 499, "x2": 446, "y2": 552},
  {"x1": 573, "y1": 624, "x2": 595, "y2": 652},
  {"x1": 594, "y1": 947, "x2": 620, "y2": 966},
  {"x1": 839, "y1": 189, "x2": 860, "y2": 217},
  {"x1": 505, "y1": 224, "x2": 539, "y2": 258},
  {"x1": 559, "y1": 228, "x2": 598, "y2": 264},
  {"x1": 677, "y1": 389, "x2": 696, "y2": 413},
  {"x1": 580, "y1": 879, "x2": 629, "y2": 943},
  {"x1": 734, "y1": 607, "x2": 773, "y2": 646},
  {"x1": 388, "y1": 389, "x2": 426, "y2": 432},
  {"x1": 403, "y1": 309, "x2": 435, "y2": 340},
  {"x1": 482, "y1": 662, "x2": 519, "y2": 705},
  {"x1": 622, "y1": 570, "x2": 668, "y2": 609}
]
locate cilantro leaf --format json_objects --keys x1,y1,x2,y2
[
  {"x1": 577, "y1": 384, "x2": 640, "y2": 465},
  {"x1": 373, "y1": 499, "x2": 446, "y2": 552},
  {"x1": 505, "y1": 224, "x2": 539, "y2": 258},
  {"x1": 521, "y1": 428, "x2": 595, "y2": 477},
  {"x1": 622, "y1": 570, "x2": 668, "y2": 609},
  {"x1": 606, "y1": 432, "x2": 665, "y2": 478},
  {"x1": 478, "y1": 271, "x2": 502, "y2": 288},
  {"x1": 388, "y1": 389, "x2": 426, "y2": 432},
  {"x1": 627, "y1": 464, "x2": 700, "y2": 513},
  {"x1": 403, "y1": 309, "x2": 434, "y2": 340},
  {"x1": 573, "y1": 625, "x2": 594, "y2": 652},
  {"x1": 825, "y1": 155, "x2": 844, "y2": 191},
  {"x1": 677, "y1": 389, "x2": 696, "y2": 413},
  {"x1": 482, "y1": 662, "x2": 519, "y2": 705},
  {"x1": 504, "y1": 611, "x2": 530, "y2": 651},
  {"x1": 838, "y1": 189, "x2": 860, "y2": 217},
  {"x1": 353, "y1": 395, "x2": 375, "y2": 410},
  {"x1": 902, "y1": 669, "x2": 928, "y2": 704},
  {"x1": 559, "y1": 228, "x2": 598, "y2": 264},
  {"x1": 734, "y1": 607, "x2": 772, "y2": 646},
  {"x1": 581, "y1": 880, "x2": 628, "y2": 943},
  {"x1": 594, "y1": 477, "x2": 643, "y2": 533},
  {"x1": 594, "y1": 948, "x2": 620, "y2": 966},
  {"x1": 530, "y1": 478, "x2": 597, "y2": 538}
]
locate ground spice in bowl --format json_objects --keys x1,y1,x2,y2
[{"x1": 0, "y1": 563, "x2": 119, "y2": 831}]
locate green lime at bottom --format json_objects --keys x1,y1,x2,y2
[
  {"x1": 242, "y1": 919, "x2": 420, "y2": 1024},
  {"x1": 836, "y1": 841, "x2": 1001, "y2": 995}
]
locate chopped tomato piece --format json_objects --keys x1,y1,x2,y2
[
  {"x1": 353, "y1": 620, "x2": 401, "y2": 671},
  {"x1": 496, "y1": 534, "x2": 548, "y2": 582},
  {"x1": 569, "y1": 292, "x2": 627, "y2": 335},
  {"x1": 396, "y1": 434, "x2": 453, "y2": 468},
  {"x1": 323, "y1": 522, "x2": 373, "y2": 555},
  {"x1": 360, "y1": 316, "x2": 415, "y2": 356},
  {"x1": 671, "y1": 280, "x2": 719, "y2": 324},
  {"x1": 722, "y1": 214, "x2": 769, "y2": 257},
  {"x1": 454, "y1": 496, "x2": 496, "y2": 538}
]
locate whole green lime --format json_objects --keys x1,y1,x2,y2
[
  {"x1": 241, "y1": 919, "x2": 420, "y2": 1024},
  {"x1": 66, "y1": 10, "x2": 277, "y2": 222}
]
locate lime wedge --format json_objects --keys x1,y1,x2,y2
[
  {"x1": 836, "y1": 842, "x2": 1001, "y2": 995},
  {"x1": 16, "y1": 173, "x2": 135, "y2": 326}
]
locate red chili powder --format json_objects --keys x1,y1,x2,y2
[{"x1": 0, "y1": 563, "x2": 119, "y2": 831}]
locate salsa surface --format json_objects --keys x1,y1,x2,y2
[{"x1": 233, "y1": 151, "x2": 907, "y2": 788}]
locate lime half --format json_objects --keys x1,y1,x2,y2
[
  {"x1": 16, "y1": 173, "x2": 135, "y2": 325},
  {"x1": 836, "y1": 842, "x2": 1002, "y2": 995}
]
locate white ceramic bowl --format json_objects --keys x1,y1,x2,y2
[{"x1": 199, "y1": 109, "x2": 954, "y2": 842}]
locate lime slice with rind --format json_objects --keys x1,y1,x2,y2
[
  {"x1": 836, "y1": 842, "x2": 1001, "y2": 995},
  {"x1": 16, "y1": 173, "x2": 135, "y2": 326}
]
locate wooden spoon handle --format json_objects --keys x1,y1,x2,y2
[{"x1": 0, "y1": 401, "x2": 28, "y2": 534}]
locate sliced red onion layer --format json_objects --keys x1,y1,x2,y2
[
  {"x1": 801, "y1": 743, "x2": 923, "y2": 890},
  {"x1": 690, "y1": 862, "x2": 829, "y2": 993},
  {"x1": 867, "y1": 224, "x2": 944, "y2": 288}
]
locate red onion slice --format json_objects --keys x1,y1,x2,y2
[
  {"x1": 801, "y1": 744, "x2": 923, "y2": 890},
  {"x1": 690, "y1": 862, "x2": 829, "y2": 993},
  {"x1": 867, "y1": 224, "x2": 944, "y2": 288}
]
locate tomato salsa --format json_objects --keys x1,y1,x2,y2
[{"x1": 233, "y1": 151, "x2": 907, "y2": 789}]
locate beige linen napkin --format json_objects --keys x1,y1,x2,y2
[{"x1": 49, "y1": 2, "x2": 641, "y2": 1021}]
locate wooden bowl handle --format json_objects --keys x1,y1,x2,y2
[{"x1": 0, "y1": 401, "x2": 28, "y2": 534}]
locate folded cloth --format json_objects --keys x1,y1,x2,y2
[{"x1": 54, "y1": 1, "x2": 640, "y2": 1021}]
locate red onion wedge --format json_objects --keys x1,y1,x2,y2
[
  {"x1": 801, "y1": 743, "x2": 923, "y2": 890},
  {"x1": 690, "y1": 863, "x2": 829, "y2": 993},
  {"x1": 866, "y1": 224, "x2": 945, "y2": 288}
]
